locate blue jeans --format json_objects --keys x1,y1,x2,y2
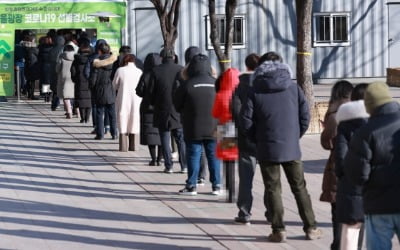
[
  {"x1": 96, "y1": 103, "x2": 116, "y2": 138},
  {"x1": 160, "y1": 128, "x2": 186, "y2": 171},
  {"x1": 186, "y1": 139, "x2": 221, "y2": 189},
  {"x1": 365, "y1": 213, "x2": 400, "y2": 250},
  {"x1": 236, "y1": 150, "x2": 257, "y2": 220}
]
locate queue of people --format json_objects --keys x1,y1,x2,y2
[{"x1": 16, "y1": 32, "x2": 400, "y2": 248}]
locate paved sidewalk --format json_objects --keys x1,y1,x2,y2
[{"x1": 0, "y1": 97, "x2": 399, "y2": 250}]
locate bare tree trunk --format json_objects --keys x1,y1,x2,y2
[
  {"x1": 209, "y1": 0, "x2": 237, "y2": 72},
  {"x1": 296, "y1": 0, "x2": 314, "y2": 110},
  {"x1": 150, "y1": 0, "x2": 181, "y2": 50}
]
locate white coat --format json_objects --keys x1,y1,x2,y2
[{"x1": 112, "y1": 62, "x2": 142, "y2": 134}]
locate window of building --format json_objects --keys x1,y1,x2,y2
[
  {"x1": 206, "y1": 14, "x2": 246, "y2": 49},
  {"x1": 313, "y1": 12, "x2": 350, "y2": 47}
]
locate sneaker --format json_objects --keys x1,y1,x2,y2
[
  {"x1": 268, "y1": 231, "x2": 287, "y2": 243},
  {"x1": 179, "y1": 186, "x2": 197, "y2": 195},
  {"x1": 149, "y1": 160, "x2": 156, "y2": 166},
  {"x1": 180, "y1": 168, "x2": 188, "y2": 174},
  {"x1": 211, "y1": 186, "x2": 222, "y2": 195},
  {"x1": 163, "y1": 168, "x2": 173, "y2": 174},
  {"x1": 197, "y1": 178, "x2": 205, "y2": 186},
  {"x1": 234, "y1": 217, "x2": 250, "y2": 225},
  {"x1": 305, "y1": 228, "x2": 323, "y2": 240},
  {"x1": 171, "y1": 151, "x2": 178, "y2": 159}
]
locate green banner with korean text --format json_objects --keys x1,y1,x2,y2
[{"x1": 0, "y1": 1, "x2": 126, "y2": 96}]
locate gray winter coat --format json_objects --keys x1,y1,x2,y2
[{"x1": 56, "y1": 51, "x2": 75, "y2": 99}]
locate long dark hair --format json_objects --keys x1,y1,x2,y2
[
  {"x1": 121, "y1": 54, "x2": 135, "y2": 67},
  {"x1": 329, "y1": 80, "x2": 353, "y2": 103}
]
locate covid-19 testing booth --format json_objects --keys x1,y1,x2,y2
[{"x1": 0, "y1": 0, "x2": 126, "y2": 97}]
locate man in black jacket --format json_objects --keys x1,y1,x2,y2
[
  {"x1": 231, "y1": 53, "x2": 263, "y2": 224},
  {"x1": 150, "y1": 48, "x2": 186, "y2": 173},
  {"x1": 174, "y1": 54, "x2": 221, "y2": 195},
  {"x1": 345, "y1": 82, "x2": 400, "y2": 250},
  {"x1": 89, "y1": 43, "x2": 117, "y2": 140},
  {"x1": 241, "y1": 52, "x2": 321, "y2": 242}
]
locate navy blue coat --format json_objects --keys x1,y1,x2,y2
[
  {"x1": 240, "y1": 61, "x2": 309, "y2": 162},
  {"x1": 345, "y1": 101, "x2": 400, "y2": 214}
]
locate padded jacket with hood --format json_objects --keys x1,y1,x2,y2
[
  {"x1": 345, "y1": 101, "x2": 400, "y2": 214},
  {"x1": 174, "y1": 54, "x2": 217, "y2": 141},
  {"x1": 241, "y1": 61, "x2": 309, "y2": 162},
  {"x1": 89, "y1": 54, "x2": 117, "y2": 105}
]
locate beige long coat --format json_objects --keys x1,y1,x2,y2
[{"x1": 112, "y1": 62, "x2": 142, "y2": 134}]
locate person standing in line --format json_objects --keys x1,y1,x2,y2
[
  {"x1": 149, "y1": 48, "x2": 187, "y2": 174},
  {"x1": 71, "y1": 41, "x2": 92, "y2": 123},
  {"x1": 174, "y1": 54, "x2": 221, "y2": 195},
  {"x1": 345, "y1": 82, "x2": 400, "y2": 250},
  {"x1": 241, "y1": 51, "x2": 322, "y2": 242},
  {"x1": 38, "y1": 35, "x2": 53, "y2": 101},
  {"x1": 84, "y1": 39, "x2": 109, "y2": 134},
  {"x1": 320, "y1": 80, "x2": 354, "y2": 250},
  {"x1": 175, "y1": 46, "x2": 211, "y2": 185},
  {"x1": 231, "y1": 53, "x2": 262, "y2": 224},
  {"x1": 89, "y1": 43, "x2": 118, "y2": 140},
  {"x1": 334, "y1": 84, "x2": 369, "y2": 250},
  {"x1": 111, "y1": 45, "x2": 144, "y2": 80},
  {"x1": 136, "y1": 53, "x2": 163, "y2": 166},
  {"x1": 21, "y1": 31, "x2": 40, "y2": 100},
  {"x1": 112, "y1": 54, "x2": 142, "y2": 151},
  {"x1": 48, "y1": 35, "x2": 65, "y2": 110},
  {"x1": 56, "y1": 45, "x2": 76, "y2": 119}
]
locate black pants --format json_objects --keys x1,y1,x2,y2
[{"x1": 79, "y1": 107, "x2": 91, "y2": 123}]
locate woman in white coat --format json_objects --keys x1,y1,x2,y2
[{"x1": 112, "y1": 54, "x2": 142, "y2": 151}]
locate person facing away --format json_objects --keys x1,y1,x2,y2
[
  {"x1": 111, "y1": 45, "x2": 144, "y2": 80},
  {"x1": 48, "y1": 35, "x2": 65, "y2": 110},
  {"x1": 176, "y1": 46, "x2": 210, "y2": 185},
  {"x1": 38, "y1": 35, "x2": 53, "y2": 100},
  {"x1": 56, "y1": 44, "x2": 75, "y2": 119},
  {"x1": 174, "y1": 54, "x2": 221, "y2": 196},
  {"x1": 149, "y1": 48, "x2": 187, "y2": 174},
  {"x1": 240, "y1": 51, "x2": 322, "y2": 243},
  {"x1": 71, "y1": 41, "x2": 92, "y2": 124},
  {"x1": 334, "y1": 83, "x2": 369, "y2": 250},
  {"x1": 320, "y1": 80, "x2": 354, "y2": 250},
  {"x1": 345, "y1": 82, "x2": 400, "y2": 250},
  {"x1": 89, "y1": 43, "x2": 118, "y2": 140},
  {"x1": 231, "y1": 53, "x2": 262, "y2": 225},
  {"x1": 136, "y1": 53, "x2": 163, "y2": 166},
  {"x1": 21, "y1": 31, "x2": 40, "y2": 100},
  {"x1": 112, "y1": 54, "x2": 142, "y2": 152}
]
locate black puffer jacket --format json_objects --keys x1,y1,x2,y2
[
  {"x1": 335, "y1": 100, "x2": 369, "y2": 223},
  {"x1": 241, "y1": 61, "x2": 309, "y2": 162},
  {"x1": 136, "y1": 53, "x2": 162, "y2": 145},
  {"x1": 48, "y1": 36, "x2": 65, "y2": 92},
  {"x1": 89, "y1": 54, "x2": 117, "y2": 105},
  {"x1": 345, "y1": 101, "x2": 400, "y2": 214},
  {"x1": 22, "y1": 41, "x2": 40, "y2": 81},
  {"x1": 38, "y1": 43, "x2": 53, "y2": 86},
  {"x1": 149, "y1": 58, "x2": 183, "y2": 131},
  {"x1": 71, "y1": 52, "x2": 92, "y2": 108},
  {"x1": 231, "y1": 73, "x2": 257, "y2": 155},
  {"x1": 173, "y1": 54, "x2": 217, "y2": 141}
]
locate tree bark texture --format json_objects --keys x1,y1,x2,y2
[
  {"x1": 150, "y1": 0, "x2": 181, "y2": 51},
  {"x1": 209, "y1": 0, "x2": 237, "y2": 72},
  {"x1": 296, "y1": 0, "x2": 314, "y2": 110}
]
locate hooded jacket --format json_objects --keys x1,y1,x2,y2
[
  {"x1": 136, "y1": 53, "x2": 162, "y2": 145},
  {"x1": 334, "y1": 100, "x2": 369, "y2": 223},
  {"x1": 56, "y1": 51, "x2": 75, "y2": 99},
  {"x1": 241, "y1": 61, "x2": 309, "y2": 162},
  {"x1": 345, "y1": 101, "x2": 400, "y2": 214},
  {"x1": 174, "y1": 54, "x2": 217, "y2": 141},
  {"x1": 71, "y1": 52, "x2": 91, "y2": 108},
  {"x1": 90, "y1": 54, "x2": 117, "y2": 105}
]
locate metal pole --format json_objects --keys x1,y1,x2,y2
[
  {"x1": 224, "y1": 160, "x2": 236, "y2": 203},
  {"x1": 16, "y1": 65, "x2": 20, "y2": 102}
]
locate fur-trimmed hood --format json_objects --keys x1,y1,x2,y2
[
  {"x1": 336, "y1": 100, "x2": 369, "y2": 123},
  {"x1": 20, "y1": 41, "x2": 37, "y2": 48},
  {"x1": 252, "y1": 61, "x2": 294, "y2": 93},
  {"x1": 93, "y1": 54, "x2": 117, "y2": 68}
]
